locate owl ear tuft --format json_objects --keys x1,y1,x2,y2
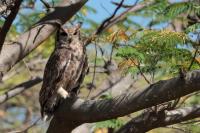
[
  {"x1": 73, "y1": 22, "x2": 82, "y2": 35},
  {"x1": 60, "y1": 28, "x2": 68, "y2": 35}
]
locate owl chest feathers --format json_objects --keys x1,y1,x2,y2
[{"x1": 56, "y1": 43, "x2": 85, "y2": 85}]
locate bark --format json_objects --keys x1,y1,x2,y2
[
  {"x1": 0, "y1": 0, "x2": 88, "y2": 80},
  {"x1": 90, "y1": 72, "x2": 135, "y2": 99},
  {"x1": 0, "y1": 0, "x2": 14, "y2": 16},
  {"x1": 0, "y1": 0, "x2": 22, "y2": 52},
  {"x1": 116, "y1": 105, "x2": 200, "y2": 133},
  {"x1": 47, "y1": 70, "x2": 200, "y2": 133},
  {"x1": 0, "y1": 77, "x2": 42, "y2": 104}
]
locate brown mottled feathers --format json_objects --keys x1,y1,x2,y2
[{"x1": 39, "y1": 24, "x2": 88, "y2": 121}]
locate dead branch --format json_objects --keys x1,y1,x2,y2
[{"x1": 0, "y1": 77, "x2": 42, "y2": 104}]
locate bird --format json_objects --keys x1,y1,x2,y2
[{"x1": 39, "y1": 23, "x2": 88, "y2": 121}]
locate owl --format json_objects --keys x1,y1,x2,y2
[{"x1": 39, "y1": 24, "x2": 88, "y2": 121}]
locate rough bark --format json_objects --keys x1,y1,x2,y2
[
  {"x1": 47, "y1": 70, "x2": 200, "y2": 133},
  {"x1": 116, "y1": 105, "x2": 200, "y2": 133},
  {"x1": 0, "y1": 0, "x2": 22, "y2": 52}
]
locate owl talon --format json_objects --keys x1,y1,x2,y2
[
  {"x1": 43, "y1": 115, "x2": 49, "y2": 122},
  {"x1": 57, "y1": 87, "x2": 69, "y2": 99}
]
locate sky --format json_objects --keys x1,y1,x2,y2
[
  {"x1": 15, "y1": 0, "x2": 137, "y2": 31},
  {"x1": 12, "y1": 0, "x2": 186, "y2": 32},
  {"x1": 86, "y1": 0, "x2": 116, "y2": 22},
  {"x1": 85, "y1": 0, "x2": 135, "y2": 23},
  {"x1": 84, "y1": 0, "x2": 156, "y2": 29}
]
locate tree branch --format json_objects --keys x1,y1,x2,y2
[
  {"x1": 116, "y1": 105, "x2": 200, "y2": 133},
  {"x1": 85, "y1": 1, "x2": 153, "y2": 45},
  {"x1": 0, "y1": 0, "x2": 88, "y2": 80},
  {"x1": 0, "y1": 77, "x2": 42, "y2": 104},
  {"x1": 47, "y1": 70, "x2": 200, "y2": 132},
  {"x1": 0, "y1": 0, "x2": 15, "y2": 17},
  {"x1": 95, "y1": 0, "x2": 125, "y2": 35},
  {"x1": 95, "y1": 1, "x2": 154, "y2": 35},
  {"x1": 0, "y1": 0, "x2": 23, "y2": 53}
]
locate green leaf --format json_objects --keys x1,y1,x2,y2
[
  {"x1": 95, "y1": 119, "x2": 124, "y2": 129},
  {"x1": 164, "y1": 2, "x2": 192, "y2": 18},
  {"x1": 186, "y1": 23, "x2": 200, "y2": 33},
  {"x1": 116, "y1": 46, "x2": 144, "y2": 60}
]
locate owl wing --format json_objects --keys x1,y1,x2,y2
[
  {"x1": 71, "y1": 53, "x2": 88, "y2": 95},
  {"x1": 39, "y1": 49, "x2": 72, "y2": 119}
]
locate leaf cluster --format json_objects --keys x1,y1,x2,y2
[{"x1": 116, "y1": 29, "x2": 194, "y2": 76}]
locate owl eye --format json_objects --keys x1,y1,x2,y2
[{"x1": 60, "y1": 32, "x2": 68, "y2": 36}]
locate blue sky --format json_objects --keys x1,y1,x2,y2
[
  {"x1": 85, "y1": 0, "x2": 168, "y2": 29},
  {"x1": 12, "y1": 0, "x2": 186, "y2": 32},
  {"x1": 15, "y1": 0, "x2": 139, "y2": 31},
  {"x1": 86, "y1": 0, "x2": 139, "y2": 23}
]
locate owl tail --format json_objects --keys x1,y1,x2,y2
[
  {"x1": 42, "y1": 113, "x2": 51, "y2": 122},
  {"x1": 41, "y1": 107, "x2": 52, "y2": 122},
  {"x1": 41, "y1": 95, "x2": 61, "y2": 122}
]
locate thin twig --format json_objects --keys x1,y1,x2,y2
[
  {"x1": 165, "y1": 126, "x2": 188, "y2": 133},
  {"x1": 188, "y1": 33, "x2": 200, "y2": 70},
  {"x1": 86, "y1": 41, "x2": 97, "y2": 99},
  {"x1": 109, "y1": 45, "x2": 114, "y2": 62},
  {"x1": 0, "y1": 77, "x2": 42, "y2": 104},
  {"x1": 23, "y1": 59, "x2": 34, "y2": 78},
  {"x1": 85, "y1": 1, "x2": 153, "y2": 46},
  {"x1": 130, "y1": 58, "x2": 151, "y2": 84},
  {"x1": 177, "y1": 91, "x2": 200, "y2": 107},
  {"x1": 112, "y1": 0, "x2": 140, "y2": 8},
  {"x1": 96, "y1": 43, "x2": 107, "y2": 63},
  {"x1": 188, "y1": 48, "x2": 199, "y2": 71},
  {"x1": 100, "y1": 3, "x2": 111, "y2": 15},
  {"x1": 96, "y1": 0, "x2": 125, "y2": 34},
  {"x1": 181, "y1": 119, "x2": 200, "y2": 125},
  {"x1": 8, "y1": 117, "x2": 41, "y2": 133}
]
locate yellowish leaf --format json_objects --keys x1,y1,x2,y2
[
  {"x1": 195, "y1": 57, "x2": 200, "y2": 64},
  {"x1": 94, "y1": 128, "x2": 108, "y2": 133},
  {"x1": 118, "y1": 59, "x2": 138, "y2": 69},
  {"x1": 118, "y1": 30, "x2": 129, "y2": 41}
]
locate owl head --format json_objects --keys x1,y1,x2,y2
[{"x1": 56, "y1": 23, "x2": 82, "y2": 47}]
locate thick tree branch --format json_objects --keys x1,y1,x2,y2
[
  {"x1": 0, "y1": 77, "x2": 42, "y2": 104},
  {"x1": 0, "y1": 0, "x2": 23, "y2": 53},
  {"x1": 0, "y1": 0, "x2": 88, "y2": 80},
  {"x1": 116, "y1": 105, "x2": 200, "y2": 133},
  {"x1": 0, "y1": 0, "x2": 15, "y2": 17},
  {"x1": 47, "y1": 70, "x2": 200, "y2": 132}
]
